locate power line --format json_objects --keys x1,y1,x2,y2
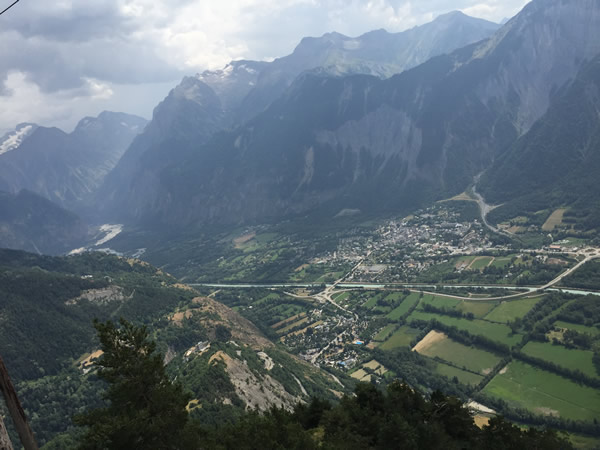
[{"x1": 0, "y1": 0, "x2": 20, "y2": 17}]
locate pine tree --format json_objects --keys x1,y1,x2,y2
[{"x1": 75, "y1": 319, "x2": 192, "y2": 449}]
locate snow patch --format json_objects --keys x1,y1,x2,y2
[
  {"x1": 0, "y1": 125, "x2": 33, "y2": 155},
  {"x1": 94, "y1": 224, "x2": 123, "y2": 246}
]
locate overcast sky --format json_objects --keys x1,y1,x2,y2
[{"x1": 0, "y1": 0, "x2": 529, "y2": 133}]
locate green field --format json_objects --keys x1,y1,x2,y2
[
  {"x1": 471, "y1": 256, "x2": 494, "y2": 270},
  {"x1": 417, "y1": 294, "x2": 462, "y2": 309},
  {"x1": 278, "y1": 317, "x2": 309, "y2": 334},
  {"x1": 554, "y1": 320, "x2": 600, "y2": 337},
  {"x1": 417, "y1": 336, "x2": 502, "y2": 375},
  {"x1": 483, "y1": 361, "x2": 600, "y2": 422},
  {"x1": 455, "y1": 301, "x2": 497, "y2": 318},
  {"x1": 386, "y1": 292, "x2": 420, "y2": 320},
  {"x1": 435, "y1": 361, "x2": 484, "y2": 386},
  {"x1": 521, "y1": 341, "x2": 599, "y2": 379},
  {"x1": 408, "y1": 311, "x2": 522, "y2": 347},
  {"x1": 568, "y1": 433, "x2": 600, "y2": 449},
  {"x1": 484, "y1": 297, "x2": 543, "y2": 323},
  {"x1": 362, "y1": 292, "x2": 383, "y2": 309},
  {"x1": 332, "y1": 292, "x2": 350, "y2": 302},
  {"x1": 379, "y1": 326, "x2": 421, "y2": 350},
  {"x1": 373, "y1": 324, "x2": 397, "y2": 342},
  {"x1": 491, "y1": 257, "x2": 512, "y2": 269},
  {"x1": 454, "y1": 256, "x2": 476, "y2": 268}
]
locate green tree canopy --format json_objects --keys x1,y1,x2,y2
[{"x1": 75, "y1": 319, "x2": 192, "y2": 449}]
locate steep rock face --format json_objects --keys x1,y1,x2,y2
[
  {"x1": 237, "y1": 11, "x2": 499, "y2": 121},
  {"x1": 0, "y1": 112, "x2": 146, "y2": 211},
  {"x1": 100, "y1": 0, "x2": 600, "y2": 228},
  {"x1": 471, "y1": 0, "x2": 600, "y2": 132},
  {"x1": 480, "y1": 55, "x2": 600, "y2": 223},
  {"x1": 115, "y1": 0, "x2": 600, "y2": 228},
  {"x1": 0, "y1": 190, "x2": 88, "y2": 254},
  {"x1": 98, "y1": 13, "x2": 500, "y2": 226},
  {"x1": 96, "y1": 78, "x2": 225, "y2": 222},
  {"x1": 197, "y1": 60, "x2": 269, "y2": 118}
]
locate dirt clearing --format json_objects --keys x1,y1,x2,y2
[
  {"x1": 412, "y1": 330, "x2": 447, "y2": 353},
  {"x1": 542, "y1": 209, "x2": 566, "y2": 231}
]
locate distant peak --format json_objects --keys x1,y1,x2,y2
[
  {"x1": 434, "y1": 9, "x2": 499, "y2": 26},
  {"x1": 433, "y1": 10, "x2": 472, "y2": 23},
  {"x1": 437, "y1": 10, "x2": 467, "y2": 19}
]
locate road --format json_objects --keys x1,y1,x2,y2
[
  {"x1": 312, "y1": 256, "x2": 367, "y2": 317},
  {"x1": 192, "y1": 250, "x2": 600, "y2": 302},
  {"x1": 471, "y1": 174, "x2": 512, "y2": 237}
]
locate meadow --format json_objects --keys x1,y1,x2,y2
[
  {"x1": 415, "y1": 335, "x2": 502, "y2": 375},
  {"x1": 483, "y1": 361, "x2": 600, "y2": 422},
  {"x1": 408, "y1": 310, "x2": 522, "y2": 347},
  {"x1": 484, "y1": 297, "x2": 543, "y2": 323},
  {"x1": 521, "y1": 341, "x2": 599, "y2": 379},
  {"x1": 379, "y1": 326, "x2": 421, "y2": 350},
  {"x1": 435, "y1": 362, "x2": 484, "y2": 386}
]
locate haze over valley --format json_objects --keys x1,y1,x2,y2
[{"x1": 1, "y1": 1, "x2": 600, "y2": 448}]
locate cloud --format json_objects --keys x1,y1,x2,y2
[{"x1": 0, "y1": 0, "x2": 530, "y2": 131}]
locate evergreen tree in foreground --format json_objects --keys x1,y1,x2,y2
[{"x1": 75, "y1": 319, "x2": 192, "y2": 449}]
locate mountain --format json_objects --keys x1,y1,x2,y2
[
  {"x1": 236, "y1": 11, "x2": 500, "y2": 121},
  {"x1": 0, "y1": 111, "x2": 147, "y2": 212},
  {"x1": 99, "y1": 0, "x2": 600, "y2": 228},
  {"x1": 0, "y1": 123, "x2": 37, "y2": 157},
  {"x1": 94, "y1": 82, "x2": 226, "y2": 222},
  {"x1": 479, "y1": 55, "x2": 600, "y2": 230},
  {"x1": 0, "y1": 189, "x2": 88, "y2": 254},
  {"x1": 96, "y1": 12, "x2": 500, "y2": 225},
  {"x1": 0, "y1": 249, "x2": 348, "y2": 446}
]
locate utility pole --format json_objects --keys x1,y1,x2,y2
[{"x1": 0, "y1": 356, "x2": 37, "y2": 450}]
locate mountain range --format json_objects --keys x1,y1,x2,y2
[
  {"x1": 95, "y1": 0, "x2": 600, "y2": 230},
  {"x1": 2, "y1": 0, "x2": 600, "y2": 247},
  {"x1": 0, "y1": 111, "x2": 147, "y2": 212},
  {"x1": 94, "y1": 10, "x2": 501, "y2": 225},
  {"x1": 0, "y1": 190, "x2": 87, "y2": 255}
]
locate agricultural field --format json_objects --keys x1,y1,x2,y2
[
  {"x1": 414, "y1": 334, "x2": 502, "y2": 375},
  {"x1": 455, "y1": 301, "x2": 497, "y2": 318},
  {"x1": 542, "y1": 208, "x2": 567, "y2": 231},
  {"x1": 484, "y1": 297, "x2": 543, "y2": 323},
  {"x1": 373, "y1": 324, "x2": 396, "y2": 342},
  {"x1": 521, "y1": 341, "x2": 599, "y2": 379},
  {"x1": 407, "y1": 310, "x2": 522, "y2": 347},
  {"x1": 469, "y1": 256, "x2": 495, "y2": 271},
  {"x1": 379, "y1": 326, "x2": 421, "y2": 350},
  {"x1": 490, "y1": 257, "x2": 513, "y2": 269},
  {"x1": 483, "y1": 361, "x2": 600, "y2": 422},
  {"x1": 363, "y1": 360, "x2": 388, "y2": 376},
  {"x1": 350, "y1": 368, "x2": 372, "y2": 382},
  {"x1": 435, "y1": 362, "x2": 483, "y2": 386},
  {"x1": 554, "y1": 321, "x2": 600, "y2": 337},
  {"x1": 386, "y1": 292, "x2": 421, "y2": 320},
  {"x1": 417, "y1": 294, "x2": 462, "y2": 309}
]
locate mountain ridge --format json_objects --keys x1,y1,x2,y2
[
  {"x1": 95, "y1": 11, "x2": 503, "y2": 225},
  {"x1": 0, "y1": 111, "x2": 147, "y2": 213},
  {"x1": 98, "y1": 0, "x2": 600, "y2": 228}
]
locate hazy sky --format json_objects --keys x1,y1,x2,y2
[{"x1": 0, "y1": 0, "x2": 529, "y2": 133}]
